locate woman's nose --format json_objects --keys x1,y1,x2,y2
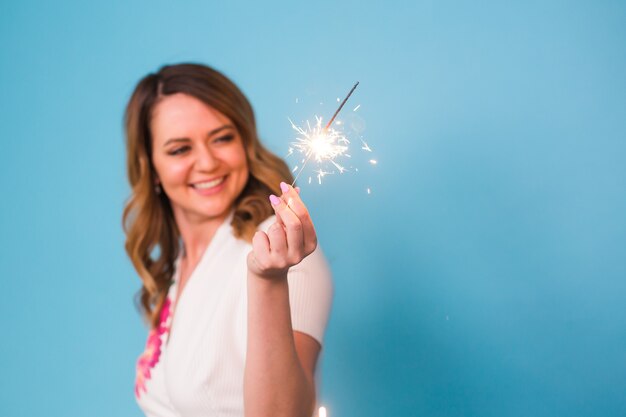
[{"x1": 195, "y1": 145, "x2": 219, "y2": 171}]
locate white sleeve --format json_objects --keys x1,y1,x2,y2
[
  {"x1": 258, "y1": 216, "x2": 334, "y2": 346},
  {"x1": 287, "y1": 244, "x2": 333, "y2": 346}
]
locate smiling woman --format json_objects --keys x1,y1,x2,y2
[{"x1": 122, "y1": 63, "x2": 333, "y2": 417}]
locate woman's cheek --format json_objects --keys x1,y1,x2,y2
[{"x1": 168, "y1": 159, "x2": 193, "y2": 183}]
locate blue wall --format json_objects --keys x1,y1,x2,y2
[{"x1": 1, "y1": 1, "x2": 625, "y2": 416}]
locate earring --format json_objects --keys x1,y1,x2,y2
[{"x1": 155, "y1": 184, "x2": 162, "y2": 195}]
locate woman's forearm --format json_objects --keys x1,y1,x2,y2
[{"x1": 244, "y1": 272, "x2": 315, "y2": 417}]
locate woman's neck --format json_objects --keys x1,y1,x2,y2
[{"x1": 173, "y1": 208, "x2": 233, "y2": 267}]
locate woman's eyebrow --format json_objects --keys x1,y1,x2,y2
[{"x1": 163, "y1": 124, "x2": 235, "y2": 147}]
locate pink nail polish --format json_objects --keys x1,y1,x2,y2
[
  {"x1": 295, "y1": 186, "x2": 301, "y2": 194},
  {"x1": 269, "y1": 194, "x2": 280, "y2": 206},
  {"x1": 280, "y1": 182, "x2": 289, "y2": 193}
]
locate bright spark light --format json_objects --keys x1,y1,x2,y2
[
  {"x1": 288, "y1": 116, "x2": 350, "y2": 184},
  {"x1": 318, "y1": 406, "x2": 327, "y2": 417},
  {"x1": 287, "y1": 82, "x2": 376, "y2": 193}
]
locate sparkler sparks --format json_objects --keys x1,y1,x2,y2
[
  {"x1": 288, "y1": 117, "x2": 349, "y2": 184},
  {"x1": 287, "y1": 83, "x2": 377, "y2": 194},
  {"x1": 288, "y1": 82, "x2": 360, "y2": 185}
]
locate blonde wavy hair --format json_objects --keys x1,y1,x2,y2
[{"x1": 123, "y1": 63, "x2": 293, "y2": 328}]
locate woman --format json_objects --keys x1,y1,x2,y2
[{"x1": 123, "y1": 63, "x2": 333, "y2": 417}]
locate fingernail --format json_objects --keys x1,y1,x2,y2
[
  {"x1": 280, "y1": 182, "x2": 289, "y2": 193},
  {"x1": 269, "y1": 194, "x2": 280, "y2": 206},
  {"x1": 295, "y1": 186, "x2": 300, "y2": 194}
]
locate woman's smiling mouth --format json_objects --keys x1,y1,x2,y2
[{"x1": 190, "y1": 176, "x2": 227, "y2": 195}]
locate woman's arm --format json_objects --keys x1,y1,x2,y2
[
  {"x1": 245, "y1": 276, "x2": 320, "y2": 417},
  {"x1": 244, "y1": 182, "x2": 321, "y2": 417}
]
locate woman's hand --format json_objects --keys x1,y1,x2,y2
[{"x1": 247, "y1": 182, "x2": 318, "y2": 280}]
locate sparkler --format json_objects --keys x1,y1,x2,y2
[{"x1": 289, "y1": 82, "x2": 360, "y2": 186}]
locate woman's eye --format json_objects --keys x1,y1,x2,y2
[
  {"x1": 168, "y1": 146, "x2": 190, "y2": 155},
  {"x1": 214, "y1": 134, "x2": 234, "y2": 144}
]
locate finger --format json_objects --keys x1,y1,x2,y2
[
  {"x1": 269, "y1": 193, "x2": 286, "y2": 227},
  {"x1": 279, "y1": 182, "x2": 316, "y2": 251},
  {"x1": 252, "y1": 231, "x2": 270, "y2": 260},
  {"x1": 266, "y1": 221, "x2": 287, "y2": 259},
  {"x1": 269, "y1": 194, "x2": 287, "y2": 224},
  {"x1": 280, "y1": 182, "x2": 310, "y2": 220},
  {"x1": 269, "y1": 193, "x2": 305, "y2": 257},
  {"x1": 251, "y1": 231, "x2": 271, "y2": 267}
]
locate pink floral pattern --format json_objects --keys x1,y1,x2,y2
[{"x1": 135, "y1": 296, "x2": 173, "y2": 398}]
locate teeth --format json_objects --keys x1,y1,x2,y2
[{"x1": 193, "y1": 177, "x2": 224, "y2": 189}]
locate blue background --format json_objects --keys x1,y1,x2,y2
[{"x1": 1, "y1": 1, "x2": 625, "y2": 416}]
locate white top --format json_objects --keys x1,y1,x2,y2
[{"x1": 134, "y1": 213, "x2": 333, "y2": 417}]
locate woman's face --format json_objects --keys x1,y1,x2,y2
[{"x1": 150, "y1": 93, "x2": 249, "y2": 225}]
